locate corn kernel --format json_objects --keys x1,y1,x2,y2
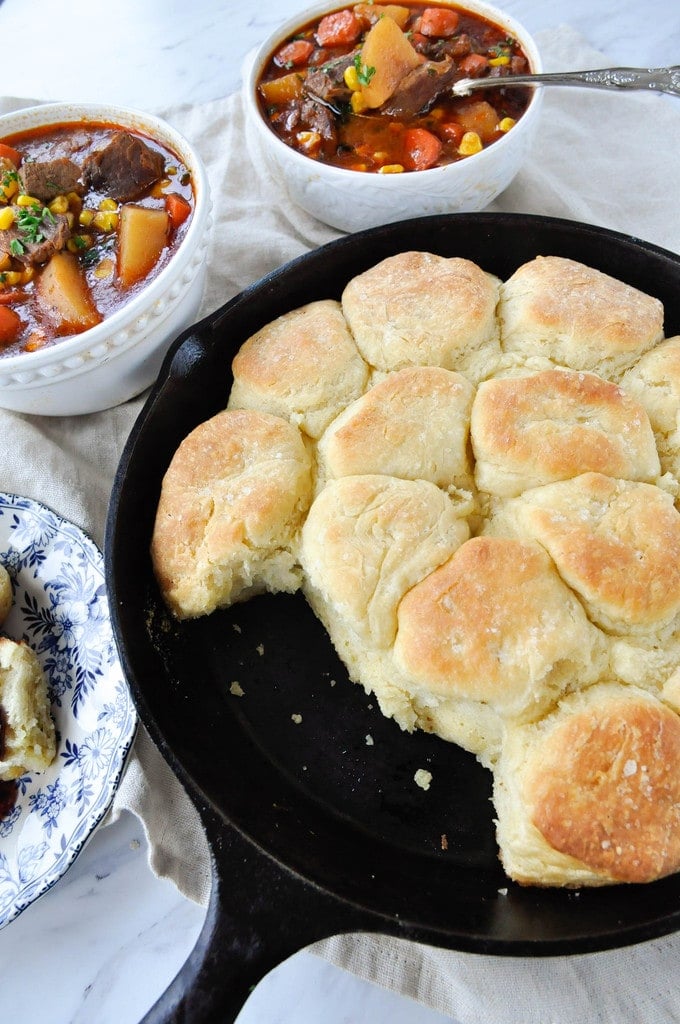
[
  {"x1": 0, "y1": 177, "x2": 18, "y2": 201},
  {"x1": 150, "y1": 179, "x2": 171, "y2": 198},
  {"x1": 344, "y1": 65, "x2": 360, "y2": 91},
  {"x1": 20, "y1": 266, "x2": 34, "y2": 284},
  {"x1": 458, "y1": 131, "x2": 483, "y2": 156},
  {"x1": 66, "y1": 191, "x2": 83, "y2": 214},
  {"x1": 498, "y1": 116, "x2": 516, "y2": 132},
  {"x1": 166, "y1": 165, "x2": 178, "y2": 176},
  {"x1": 488, "y1": 55, "x2": 510, "y2": 66},
  {"x1": 378, "y1": 163, "x2": 404, "y2": 174},
  {"x1": 79, "y1": 208, "x2": 95, "y2": 227},
  {"x1": 296, "y1": 130, "x2": 322, "y2": 154},
  {"x1": 48, "y1": 195, "x2": 69, "y2": 214},
  {"x1": 93, "y1": 210, "x2": 119, "y2": 231},
  {"x1": 16, "y1": 193, "x2": 40, "y2": 207},
  {"x1": 94, "y1": 258, "x2": 115, "y2": 280},
  {"x1": 2, "y1": 271, "x2": 21, "y2": 285},
  {"x1": 0, "y1": 252, "x2": 10, "y2": 272},
  {"x1": 350, "y1": 91, "x2": 369, "y2": 114},
  {"x1": 98, "y1": 198, "x2": 118, "y2": 211},
  {"x1": 0, "y1": 206, "x2": 15, "y2": 230}
]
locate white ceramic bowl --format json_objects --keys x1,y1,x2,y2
[
  {"x1": 243, "y1": 0, "x2": 542, "y2": 233},
  {"x1": 0, "y1": 103, "x2": 212, "y2": 416}
]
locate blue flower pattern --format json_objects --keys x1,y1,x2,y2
[{"x1": 0, "y1": 493, "x2": 137, "y2": 927}]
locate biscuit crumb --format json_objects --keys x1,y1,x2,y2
[
  {"x1": 256, "y1": 644, "x2": 264, "y2": 656},
  {"x1": 497, "y1": 887, "x2": 508, "y2": 897},
  {"x1": 414, "y1": 768, "x2": 432, "y2": 791},
  {"x1": 365, "y1": 734, "x2": 374, "y2": 746},
  {"x1": 232, "y1": 623, "x2": 242, "y2": 634},
  {"x1": 440, "y1": 833, "x2": 448, "y2": 850},
  {"x1": 229, "y1": 681, "x2": 244, "y2": 697},
  {"x1": 291, "y1": 713, "x2": 303, "y2": 724}
]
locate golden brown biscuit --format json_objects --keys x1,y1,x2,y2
[
  {"x1": 228, "y1": 299, "x2": 369, "y2": 439},
  {"x1": 341, "y1": 251, "x2": 500, "y2": 380},
  {"x1": 493, "y1": 473, "x2": 680, "y2": 636},
  {"x1": 0, "y1": 637, "x2": 56, "y2": 780},
  {"x1": 471, "y1": 368, "x2": 660, "y2": 498},
  {"x1": 151, "y1": 409, "x2": 313, "y2": 619},
  {"x1": 0, "y1": 564, "x2": 12, "y2": 626},
  {"x1": 494, "y1": 683, "x2": 680, "y2": 886},
  {"x1": 393, "y1": 536, "x2": 606, "y2": 743},
  {"x1": 620, "y1": 335, "x2": 680, "y2": 480},
  {"x1": 300, "y1": 474, "x2": 469, "y2": 651},
  {"x1": 317, "y1": 366, "x2": 475, "y2": 492},
  {"x1": 499, "y1": 256, "x2": 664, "y2": 378}
]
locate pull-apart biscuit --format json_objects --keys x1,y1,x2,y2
[
  {"x1": 471, "y1": 368, "x2": 660, "y2": 498},
  {"x1": 317, "y1": 366, "x2": 475, "y2": 492},
  {"x1": 341, "y1": 251, "x2": 501, "y2": 380},
  {"x1": 0, "y1": 564, "x2": 11, "y2": 626},
  {"x1": 620, "y1": 335, "x2": 680, "y2": 480},
  {"x1": 228, "y1": 299, "x2": 369, "y2": 439},
  {"x1": 499, "y1": 256, "x2": 664, "y2": 379},
  {"x1": 494, "y1": 683, "x2": 680, "y2": 886},
  {"x1": 0, "y1": 637, "x2": 56, "y2": 780},
  {"x1": 151, "y1": 409, "x2": 313, "y2": 619},
  {"x1": 393, "y1": 536, "x2": 606, "y2": 758}
]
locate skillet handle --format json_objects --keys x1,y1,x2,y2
[{"x1": 140, "y1": 797, "x2": 375, "y2": 1024}]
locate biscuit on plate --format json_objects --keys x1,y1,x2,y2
[
  {"x1": 228, "y1": 299, "x2": 369, "y2": 440},
  {"x1": 317, "y1": 366, "x2": 475, "y2": 493},
  {"x1": 0, "y1": 637, "x2": 56, "y2": 780},
  {"x1": 471, "y1": 368, "x2": 660, "y2": 498},
  {"x1": 493, "y1": 682, "x2": 680, "y2": 886},
  {"x1": 499, "y1": 256, "x2": 664, "y2": 379},
  {"x1": 0, "y1": 564, "x2": 11, "y2": 625},
  {"x1": 151, "y1": 409, "x2": 313, "y2": 619},
  {"x1": 341, "y1": 252, "x2": 501, "y2": 381},
  {"x1": 392, "y1": 536, "x2": 607, "y2": 760},
  {"x1": 490, "y1": 472, "x2": 680, "y2": 637},
  {"x1": 620, "y1": 335, "x2": 680, "y2": 480}
]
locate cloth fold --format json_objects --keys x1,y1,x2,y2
[{"x1": 2, "y1": 23, "x2": 680, "y2": 1022}]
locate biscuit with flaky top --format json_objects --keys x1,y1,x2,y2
[
  {"x1": 621, "y1": 335, "x2": 680, "y2": 480},
  {"x1": 228, "y1": 299, "x2": 369, "y2": 440},
  {"x1": 341, "y1": 251, "x2": 501, "y2": 380},
  {"x1": 151, "y1": 409, "x2": 313, "y2": 620},
  {"x1": 392, "y1": 536, "x2": 607, "y2": 757},
  {"x1": 491, "y1": 472, "x2": 680, "y2": 637},
  {"x1": 499, "y1": 256, "x2": 664, "y2": 379},
  {"x1": 317, "y1": 366, "x2": 475, "y2": 492},
  {"x1": 0, "y1": 564, "x2": 11, "y2": 626},
  {"x1": 471, "y1": 368, "x2": 660, "y2": 498},
  {"x1": 494, "y1": 682, "x2": 680, "y2": 886},
  {"x1": 300, "y1": 474, "x2": 470, "y2": 653}
]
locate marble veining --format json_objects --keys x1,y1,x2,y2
[{"x1": 0, "y1": 0, "x2": 679, "y2": 1020}]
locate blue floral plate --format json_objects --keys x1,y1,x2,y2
[{"x1": 0, "y1": 493, "x2": 137, "y2": 928}]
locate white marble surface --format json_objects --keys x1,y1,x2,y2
[{"x1": 0, "y1": 0, "x2": 679, "y2": 1022}]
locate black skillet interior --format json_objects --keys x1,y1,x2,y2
[{"x1": 105, "y1": 214, "x2": 680, "y2": 1022}]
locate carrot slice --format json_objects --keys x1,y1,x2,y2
[
  {"x1": 274, "y1": 39, "x2": 315, "y2": 67},
  {"x1": 458, "y1": 53, "x2": 490, "y2": 77},
  {"x1": 0, "y1": 142, "x2": 21, "y2": 166},
  {"x1": 165, "y1": 193, "x2": 192, "y2": 229},
  {"x1": 420, "y1": 7, "x2": 460, "y2": 37},
  {"x1": 0, "y1": 305, "x2": 22, "y2": 346},
  {"x1": 315, "y1": 10, "x2": 362, "y2": 47},
  {"x1": 403, "y1": 127, "x2": 443, "y2": 171}
]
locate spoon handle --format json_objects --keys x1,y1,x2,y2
[{"x1": 453, "y1": 65, "x2": 680, "y2": 98}]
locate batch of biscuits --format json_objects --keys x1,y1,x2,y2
[{"x1": 149, "y1": 249, "x2": 680, "y2": 889}]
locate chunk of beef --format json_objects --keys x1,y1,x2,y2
[
  {"x1": 304, "y1": 49, "x2": 358, "y2": 105},
  {"x1": 272, "y1": 96, "x2": 339, "y2": 158},
  {"x1": 0, "y1": 207, "x2": 70, "y2": 266},
  {"x1": 380, "y1": 58, "x2": 458, "y2": 117},
  {"x1": 19, "y1": 158, "x2": 84, "y2": 203},
  {"x1": 81, "y1": 132, "x2": 165, "y2": 202}
]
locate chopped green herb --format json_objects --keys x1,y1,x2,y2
[
  {"x1": 353, "y1": 51, "x2": 376, "y2": 86},
  {"x1": 10, "y1": 238, "x2": 25, "y2": 256}
]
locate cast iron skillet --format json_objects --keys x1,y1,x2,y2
[{"x1": 105, "y1": 213, "x2": 680, "y2": 1023}]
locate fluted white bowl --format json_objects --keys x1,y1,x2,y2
[{"x1": 0, "y1": 102, "x2": 212, "y2": 416}]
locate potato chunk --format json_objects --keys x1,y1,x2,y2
[
  {"x1": 36, "y1": 252, "x2": 102, "y2": 332},
  {"x1": 360, "y1": 14, "x2": 422, "y2": 108},
  {"x1": 118, "y1": 204, "x2": 169, "y2": 288}
]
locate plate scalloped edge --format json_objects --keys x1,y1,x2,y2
[{"x1": 0, "y1": 492, "x2": 137, "y2": 928}]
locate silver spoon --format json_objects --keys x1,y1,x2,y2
[{"x1": 452, "y1": 65, "x2": 680, "y2": 98}]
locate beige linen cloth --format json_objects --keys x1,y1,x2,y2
[{"x1": 2, "y1": 25, "x2": 680, "y2": 1023}]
